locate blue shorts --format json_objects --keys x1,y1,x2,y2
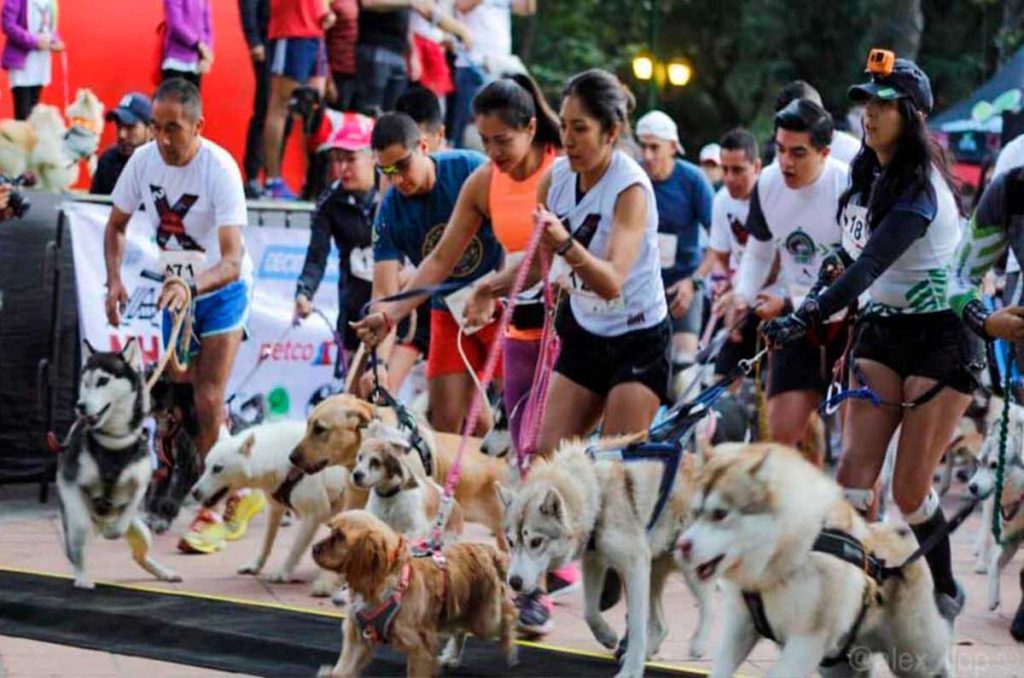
[
  {"x1": 269, "y1": 37, "x2": 327, "y2": 82},
  {"x1": 163, "y1": 281, "x2": 251, "y2": 355}
]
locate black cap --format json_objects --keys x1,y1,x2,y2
[
  {"x1": 848, "y1": 58, "x2": 933, "y2": 113},
  {"x1": 105, "y1": 92, "x2": 152, "y2": 126}
]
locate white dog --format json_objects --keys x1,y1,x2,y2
[{"x1": 191, "y1": 421, "x2": 348, "y2": 593}]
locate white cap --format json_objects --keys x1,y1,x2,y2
[
  {"x1": 636, "y1": 110, "x2": 683, "y2": 154},
  {"x1": 699, "y1": 143, "x2": 721, "y2": 165}
]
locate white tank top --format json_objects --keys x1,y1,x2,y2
[
  {"x1": 840, "y1": 167, "x2": 961, "y2": 313},
  {"x1": 756, "y1": 156, "x2": 849, "y2": 304},
  {"x1": 547, "y1": 151, "x2": 667, "y2": 337}
]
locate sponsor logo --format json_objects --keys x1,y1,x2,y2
[
  {"x1": 257, "y1": 339, "x2": 337, "y2": 364},
  {"x1": 784, "y1": 228, "x2": 816, "y2": 266},
  {"x1": 257, "y1": 245, "x2": 341, "y2": 282},
  {"x1": 422, "y1": 224, "x2": 483, "y2": 278},
  {"x1": 109, "y1": 334, "x2": 161, "y2": 364}
]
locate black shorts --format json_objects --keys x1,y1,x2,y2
[
  {"x1": 554, "y1": 304, "x2": 672, "y2": 404},
  {"x1": 768, "y1": 321, "x2": 849, "y2": 397},
  {"x1": 714, "y1": 310, "x2": 760, "y2": 377},
  {"x1": 852, "y1": 310, "x2": 983, "y2": 395},
  {"x1": 396, "y1": 302, "x2": 431, "y2": 357}
]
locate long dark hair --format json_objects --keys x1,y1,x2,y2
[
  {"x1": 472, "y1": 73, "x2": 562, "y2": 150},
  {"x1": 562, "y1": 68, "x2": 636, "y2": 140},
  {"x1": 838, "y1": 97, "x2": 960, "y2": 228}
]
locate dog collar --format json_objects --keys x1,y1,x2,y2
[{"x1": 374, "y1": 484, "x2": 403, "y2": 499}]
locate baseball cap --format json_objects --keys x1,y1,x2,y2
[
  {"x1": 699, "y1": 143, "x2": 721, "y2": 166},
  {"x1": 105, "y1": 92, "x2": 152, "y2": 126},
  {"x1": 848, "y1": 57, "x2": 933, "y2": 114},
  {"x1": 636, "y1": 110, "x2": 684, "y2": 154},
  {"x1": 322, "y1": 112, "x2": 374, "y2": 152}
]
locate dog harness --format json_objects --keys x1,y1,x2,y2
[
  {"x1": 354, "y1": 562, "x2": 412, "y2": 646},
  {"x1": 270, "y1": 467, "x2": 306, "y2": 510},
  {"x1": 741, "y1": 528, "x2": 893, "y2": 666}
]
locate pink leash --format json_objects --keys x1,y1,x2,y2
[
  {"x1": 516, "y1": 254, "x2": 558, "y2": 477},
  {"x1": 429, "y1": 212, "x2": 550, "y2": 543}
]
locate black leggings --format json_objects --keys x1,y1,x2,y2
[
  {"x1": 161, "y1": 69, "x2": 202, "y2": 90},
  {"x1": 12, "y1": 86, "x2": 42, "y2": 120}
]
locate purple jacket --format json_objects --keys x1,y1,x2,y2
[
  {"x1": 162, "y1": 0, "x2": 213, "y2": 66},
  {"x1": 1, "y1": 0, "x2": 56, "y2": 71}
]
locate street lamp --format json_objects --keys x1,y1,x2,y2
[
  {"x1": 667, "y1": 59, "x2": 692, "y2": 87},
  {"x1": 632, "y1": 52, "x2": 655, "y2": 82}
]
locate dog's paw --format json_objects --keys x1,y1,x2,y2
[
  {"x1": 73, "y1": 576, "x2": 95, "y2": 590},
  {"x1": 588, "y1": 621, "x2": 617, "y2": 650},
  {"x1": 316, "y1": 665, "x2": 336, "y2": 678},
  {"x1": 504, "y1": 647, "x2": 519, "y2": 668},
  {"x1": 973, "y1": 558, "x2": 988, "y2": 574},
  {"x1": 160, "y1": 570, "x2": 183, "y2": 583},
  {"x1": 440, "y1": 646, "x2": 462, "y2": 669},
  {"x1": 238, "y1": 562, "x2": 262, "y2": 576},
  {"x1": 264, "y1": 570, "x2": 300, "y2": 584},
  {"x1": 688, "y1": 631, "x2": 708, "y2": 659}
]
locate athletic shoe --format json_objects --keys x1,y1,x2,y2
[
  {"x1": 264, "y1": 177, "x2": 297, "y2": 201},
  {"x1": 546, "y1": 562, "x2": 581, "y2": 601},
  {"x1": 177, "y1": 508, "x2": 226, "y2": 554},
  {"x1": 223, "y1": 490, "x2": 266, "y2": 541},
  {"x1": 516, "y1": 589, "x2": 554, "y2": 636},
  {"x1": 244, "y1": 180, "x2": 263, "y2": 199}
]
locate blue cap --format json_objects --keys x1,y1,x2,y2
[
  {"x1": 106, "y1": 92, "x2": 152, "y2": 126},
  {"x1": 848, "y1": 58, "x2": 933, "y2": 114}
]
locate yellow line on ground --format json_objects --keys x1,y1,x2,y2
[{"x1": 0, "y1": 565, "x2": 717, "y2": 675}]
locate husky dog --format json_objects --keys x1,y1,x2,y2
[
  {"x1": 191, "y1": 420, "x2": 348, "y2": 592},
  {"x1": 57, "y1": 340, "x2": 181, "y2": 589},
  {"x1": 965, "y1": 402, "x2": 1024, "y2": 608},
  {"x1": 500, "y1": 435, "x2": 711, "y2": 677},
  {"x1": 678, "y1": 443, "x2": 951, "y2": 678}
]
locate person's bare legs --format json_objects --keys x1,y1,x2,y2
[
  {"x1": 604, "y1": 382, "x2": 661, "y2": 436},
  {"x1": 427, "y1": 372, "x2": 494, "y2": 436},
  {"x1": 263, "y1": 74, "x2": 300, "y2": 182},
  {"x1": 535, "y1": 373, "x2": 605, "y2": 459},
  {"x1": 192, "y1": 330, "x2": 243, "y2": 457},
  {"x1": 767, "y1": 389, "x2": 823, "y2": 463}
]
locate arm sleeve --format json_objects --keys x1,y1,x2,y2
[
  {"x1": 238, "y1": 0, "x2": 262, "y2": 47},
  {"x1": 372, "y1": 198, "x2": 403, "y2": 263},
  {"x1": 734, "y1": 186, "x2": 774, "y2": 301},
  {"x1": 815, "y1": 208, "x2": 930, "y2": 317},
  {"x1": 949, "y1": 174, "x2": 1009, "y2": 317},
  {"x1": 164, "y1": 0, "x2": 202, "y2": 49},
  {"x1": 708, "y1": 194, "x2": 731, "y2": 253},
  {"x1": 2, "y1": 0, "x2": 39, "y2": 51},
  {"x1": 210, "y1": 153, "x2": 248, "y2": 227},
  {"x1": 296, "y1": 202, "x2": 333, "y2": 299},
  {"x1": 110, "y1": 152, "x2": 142, "y2": 214}
]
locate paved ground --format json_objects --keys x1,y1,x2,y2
[{"x1": 2, "y1": 481, "x2": 1023, "y2": 677}]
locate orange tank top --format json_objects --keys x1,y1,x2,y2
[{"x1": 488, "y1": 147, "x2": 557, "y2": 340}]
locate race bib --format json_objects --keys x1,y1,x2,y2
[
  {"x1": 657, "y1": 233, "x2": 678, "y2": 269},
  {"x1": 841, "y1": 204, "x2": 869, "y2": 257},
  {"x1": 159, "y1": 250, "x2": 206, "y2": 283},
  {"x1": 549, "y1": 256, "x2": 625, "y2": 315},
  {"x1": 443, "y1": 278, "x2": 488, "y2": 336},
  {"x1": 349, "y1": 246, "x2": 374, "y2": 283}
]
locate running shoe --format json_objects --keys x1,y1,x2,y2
[
  {"x1": 264, "y1": 177, "x2": 297, "y2": 201},
  {"x1": 546, "y1": 562, "x2": 581, "y2": 601},
  {"x1": 223, "y1": 489, "x2": 266, "y2": 541},
  {"x1": 516, "y1": 589, "x2": 554, "y2": 636},
  {"x1": 177, "y1": 508, "x2": 226, "y2": 554}
]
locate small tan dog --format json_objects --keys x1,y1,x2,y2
[
  {"x1": 353, "y1": 421, "x2": 465, "y2": 542},
  {"x1": 291, "y1": 394, "x2": 508, "y2": 550},
  {"x1": 312, "y1": 510, "x2": 517, "y2": 677}
]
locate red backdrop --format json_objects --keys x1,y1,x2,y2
[{"x1": 0, "y1": 0, "x2": 305, "y2": 190}]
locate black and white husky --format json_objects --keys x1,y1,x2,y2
[{"x1": 57, "y1": 339, "x2": 181, "y2": 589}]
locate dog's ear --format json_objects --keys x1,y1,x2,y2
[
  {"x1": 539, "y1": 488, "x2": 563, "y2": 522},
  {"x1": 348, "y1": 400, "x2": 374, "y2": 430},
  {"x1": 82, "y1": 339, "x2": 98, "y2": 359},
  {"x1": 120, "y1": 337, "x2": 140, "y2": 366},
  {"x1": 239, "y1": 434, "x2": 256, "y2": 458},
  {"x1": 383, "y1": 449, "x2": 414, "y2": 487},
  {"x1": 497, "y1": 483, "x2": 516, "y2": 510}
]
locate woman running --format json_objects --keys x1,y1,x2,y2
[{"x1": 764, "y1": 53, "x2": 977, "y2": 625}]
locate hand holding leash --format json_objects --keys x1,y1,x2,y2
[
  {"x1": 761, "y1": 298, "x2": 820, "y2": 349},
  {"x1": 105, "y1": 279, "x2": 128, "y2": 327}
]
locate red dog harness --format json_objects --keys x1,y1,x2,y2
[{"x1": 354, "y1": 563, "x2": 412, "y2": 646}]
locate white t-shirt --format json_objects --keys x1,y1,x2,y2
[
  {"x1": 994, "y1": 135, "x2": 1024, "y2": 275},
  {"x1": 10, "y1": 0, "x2": 55, "y2": 88},
  {"x1": 547, "y1": 151, "x2": 667, "y2": 337},
  {"x1": 839, "y1": 167, "x2": 960, "y2": 312},
  {"x1": 455, "y1": 0, "x2": 512, "y2": 66},
  {"x1": 709, "y1": 186, "x2": 751, "y2": 276},
  {"x1": 112, "y1": 139, "x2": 253, "y2": 290},
  {"x1": 410, "y1": 0, "x2": 454, "y2": 43},
  {"x1": 828, "y1": 130, "x2": 861, "y2": 165},
  {"x1": 736, "y1": 157, "x2": 849, "y2": 305}
]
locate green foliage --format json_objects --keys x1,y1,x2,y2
[{"x1": 516, "y1": 0, "x2": 1015, "y2": 152}]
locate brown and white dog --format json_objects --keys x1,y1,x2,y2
[
  {"x1": 353, "y1": 421, "x2": 465, "y2": 542},
  {"x1": 312, "y1": 510, "x2": 517, "y2": 677},
  {"x1": 291, "y1": 394, "x2": 508, "y2": 550}
]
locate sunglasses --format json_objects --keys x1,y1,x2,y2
[{"x1": 376, "y1": 152, "x2": 415, "y2": 176}]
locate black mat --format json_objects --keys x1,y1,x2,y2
[{"x1": 0, "y1": 569, "x2": 705, "y2": 677}]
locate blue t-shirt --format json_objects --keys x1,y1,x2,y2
[
  {"x1": 373, "y1": 150, "x2": 504, "y2": 309},
  {"x1": 653, "y1": 159, "x2": 715, "y2": 285}
]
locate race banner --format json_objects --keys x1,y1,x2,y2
[{"x1": 64, "y1": 201, "x2": 343, "y2": 422}]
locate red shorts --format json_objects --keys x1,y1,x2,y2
[{"x1": 427, "y1": 308, "x2": 504, "y2": 379}]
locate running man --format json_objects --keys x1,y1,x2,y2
[{"x1": 104, "y1": 78, "x2": 264, "y2": 554}]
